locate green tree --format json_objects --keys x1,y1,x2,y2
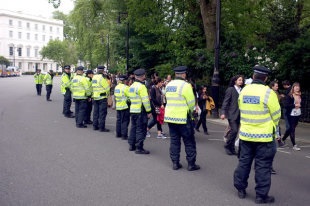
[{"x1": 40, "y1": 39, "x2": 78, "y2": 69}]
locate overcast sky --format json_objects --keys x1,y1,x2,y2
[{"x1": 0, "y1": 0, "x2": 74, "y2": 18}]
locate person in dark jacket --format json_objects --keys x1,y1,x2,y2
[
  {"x1": 195, "y1": 85, "x2": 209, "y2": 135},
  {"x1": 220, "y1": 75, "x2": 244, "y2": 155}
]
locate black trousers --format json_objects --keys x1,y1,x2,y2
[
  {"x1": 75, "y1": 99, "x2": 87, "y2": 126},
  {"x1": 234, "y1": 140, "x2": 276, "y2": 198},
  {"x1": 46, "y1": 85, "x2": 53, "y2": 100},
  {"x1": 93, "y1": 99, "x2": 108, "y2": 129},
  {"x1": 116, "y1": 109, "x2": 130, "y2": 137},
  {"x1": 35, "y1": 84, "x2": 42, "y2": 95},
  {"x1": 63, "y1": 89, "x2": 72, "y2": 116},
  {"x1": 225, "y1": 118, "x2": 240, "y2": 151},
  {"x1": 85, "y1": 98, "x2": 93, "y2": 122},
  {"x1": 128, "y1": 112, "x2": 148, "y2": 149},
  {"x1": 195, "y1": 110, "x2": 208, "y2": 132},
  {"x1": 168, "y1": 119, "x2": 197, "y2": 163}
]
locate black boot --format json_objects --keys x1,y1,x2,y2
[
  {"x1": 187, "y1": 162, "x2": 200, "y2": 171},
  {"x1": 129, "y1": 145, "x2": 136, "y2": 151},
  {"x1": 255, "y1": 195, "x2": 275, "y2": 204},
  {"x1": 172, "y1": 162, "x2": 182, "y2": 170}
]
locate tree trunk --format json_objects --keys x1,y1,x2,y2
[{"x1": 199, "y1": 0, "x2": 216, "y2": 51}]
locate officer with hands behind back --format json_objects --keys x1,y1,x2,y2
[
  {"x1": 164, "y1": 66, "x2": 200, "y2": 171},
  {"x1": 233, "y1": 65, "x2": 281, "y2": 204},
  {"x1": 128, "y1": 68, "x2": 152, "y2": 154}
]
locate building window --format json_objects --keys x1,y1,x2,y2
[
  {"x1": 27, "y1": 48, "x2": 30, "y2": 57},
  {"x1": 50, "y1": 26, "x2": 53, "y2": 32},
  {"x1": 17, "y1": 48, "x2": 22, "y2": 57},
  {"x1": 9, "y1": 47, "x2": 14, "y2": 56},
  {"x1": 57, "y1": 27, "x2": 60, "y2": 33},
  {"x1": 9, "y1": 31, "x2": 13, "y2": 38},
  {"x1": 27, "y1": 22, "x2": 30, "y2": 28},
  {"x1": 18, "y1": 32, "x2": 22, "y2": 39},
  {"x1": 18, "y1": 21, "x2": 22, "y2": 27},
  {"x1": 35, "y1": 49, "x2": 38, "y2": 57},
  {"x1": 27, "y1": 33, "x2": 30, "y2": 40},
  {"x1": 42, "y1": 35, "x2": 45, "y2": 41},
  {"x1": 9, "y1": 19, "x2": 13, "y2": 26},
  {"x1": 50, "y1": 36, "x2": 53, "y2": 40},
  {"x1": 35, "y1": 24, "x2": 38, "y2": 30},
  {"x1": 35, "y1": 34, "x2": 38, "y2": 40},
  {"x1": 42, "y1": 25, "x2": 45, "y2": 31}
]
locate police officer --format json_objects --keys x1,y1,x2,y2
[
  {"x1": 92, "y1": 66, "x2": 110, "y2": 132},
  {"x1": 85, "y1": 70, "x2": 94, "y2": 124},
  {"x1": 34, "y1": 69, "x2": 44, "y2": 96},
  {"x1": 234, "y1": 65, "x2": 281, "y2": 204},
  {"x1": 70, "y1": 66, "x2": 91, "y2": 128},
  {"x1": 128, "y1": 68, "x2": 152, "y2": 154},
  {"x1": 114, "y1": 75, "x2": 130, "y2": 140},
  {"x1": 164, "y1": 66, "x2": 200, "y2": 171},
  {"x1": 43, "y1": 70, "x2": 54, "y2": 101},
  {"x1": 61, "y1": 65, "x2": 74, "y2": 118}
]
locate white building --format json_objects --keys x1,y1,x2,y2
[{"x1": 0, "y1": 9, "x2": 63, "y2": 73}]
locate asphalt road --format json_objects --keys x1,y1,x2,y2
[{"x1": 0, "y1": 76, "x2": 309, "y2": 206}]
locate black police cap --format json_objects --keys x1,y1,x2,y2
[
  {"x1": 253, "y1": 65, "x2": 270, "y2": 75},
  {"x1": 173, "y1": 66, "x2": 187, "y2": 74},
  {"x1": 86, "y1": 70, "x2": 94, "y2": 75},
  {"x1": 134, "y1": 68, "x2": 146, "y2": 76},
  {"x1": 118, "y1": 74, "x2": 128, "y2": 81},
  {"x1": 97, "y1": 65, "x2": 105, "y2": 70},
  {"x1": 64, "y1": 65, "x2": 70, "y2": 69},
  {"x1": 76, "y1": 66, "x2": 84, "y2": 71}
]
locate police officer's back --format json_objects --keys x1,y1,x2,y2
[
  {"x1": 233, "y1": 65, "x2": 281, "y2": 204},
  {"x1": 164, "y1": 66, "x2": 200, "y2": 171}
]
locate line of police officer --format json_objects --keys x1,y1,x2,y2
[{"x1": 61, "y1": 64, "x2": 279, "y2": 204}]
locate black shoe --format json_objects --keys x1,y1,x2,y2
[
  {"x1": 93, "y1": 126, "x2": 99, "y2": 130},
  {"x1": 224, "y1": 146, "x2": 236, "y2": 155},
  {"x1": 271, "y1": 168, "x2": 276, "y2": 175},
  {"x1": 172, "y1": 162, "x2": 183, "y2": 170},
  {"x1": 255, "y1": 196, "x2": 275, "y2": 204},
  {"x1": 47, "y1": 99, "x2": 52, "y2": 101},
  {"x1": 70, "y1": 111, "x2": 74, "y2": 114},
  {"x1": 195, "y1": 128, "x2": 200, "y2": 132},
  {"x1": 121, "y1": 136, "x2": 128, "y2": 140},
  {"x1": 116, "y1": 134, "x2": 122, "y2": 138},
  {"x1": 238, "y1": 190, "x2": 246, "y2": 199},
  {"x1": 84, "y1": 120, "x2": 93, "y2": 124},
  {"x1": 76, "y1": 124, "x2": 87, "y2": 128},
  {"x1": 129, "y1": 145, "x2": 136, "y2": 151},
  {"x1": 204, "y1": 131, "x2": 209, "y2": 135},
  {"x1": 64, "y1": 114, "x2": 75, "y2": 118},
  {"x1": 99, "y1": 128, "x2": 110, "y2": 132},
  {"x1": 187, "y1": 163, "x2": 200, "y2": 171},
  {"x1": 135, "y1": 149, "x2": 150, "y2": 154}
]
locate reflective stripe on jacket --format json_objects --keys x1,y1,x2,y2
[
  {"x1": 34, "y1": 73, "x2": 44, "y2": 84},
  {"x1": 92, "y1": 74, "x2": 110, "y2": 100},
  {"x1": 128, "y1": 81, "x2": 151, "y2": 113},
  {"x1": 114, "y1": 83, "x2": 129, "y2": 110},
  {"x1": 238, "y1": 83, "x2": 281, "y2": 142},
  {"x1": 164, "y1": 79, "x2": 195, "y2": 124},
  {"x1": 70, "y1": 75, "x2": 91, "y2": 99}
]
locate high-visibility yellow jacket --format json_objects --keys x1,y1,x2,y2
[
  {"x1": 60, "y1": 73, "x2": 71, "y2": 94},
  {"x1": 85, "y1": 76, "x2": 93, "y2": 97},
  {"x1": 43, "y1": 73, "x2": 53, "y2": 85},
  {"x1": 70, "y1": 74, "x2": 91, "y2": 100},
  {"x1": 114, "y1": 83, "x2": 129, "y2": 110},
  {"x1": 128, "y1": 81, "x2": 151, "y2": 113},
  {"x1": 238, "y1": 82, "x2": 281, "y2": 142},
  {"x1": 34, "y1": 73, "x2": 44, "y2": 84},
  {"x1": 164, "y1": 79, "x2": 196, "y2": 124},
  {"x1": 91, "y1": 74, "x2": 110, "y2": 100}
]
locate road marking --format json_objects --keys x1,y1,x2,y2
[
  {"x1": 306, "y1": 156, "x2": 310, "y2": 159},
  {"x1": 277, "y1": 149, "x2": 291, "y2": 154},
  {"x1": 300, "y1": 145, "x2": 310, "y2": 148}
]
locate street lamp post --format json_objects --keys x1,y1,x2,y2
[
  {"x1": 117, "y1": 12, "x2": 129, "y2": 73},
  {"x1": 211, "y1": 0, "x2": 221, "y2": 118}
]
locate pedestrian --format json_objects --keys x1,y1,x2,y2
[
  {"x1": 281, "y1": 80, "x2": 291, "y2": 133},
  {"x1": 61, "y1": 65, "x2": 74, "y2": 118},
  {"x1": 92, "y1": 66, "x2": 110, "y2": 132},
  {"x1": 220, "y1": 75, "x2": 244, "y2": 155},
  {"x1": 281, "y1": 82, "x2": 302, "y2": 151},
  {"x1": 164, "y1": 66, "x2": 200, "y2": 171},
  {"x1": 114, "y1": 74, "x2": 130, "y2": 140},
  {"x1": 43, "y1": 70, "x2": 54, "y2": 101},
  {"x1": 234, "y1": 65, "x2": 281, "y2": 204},
  {"x1": 34, "y1": 69, "x2": 44, "y2": 96},
  {"x1": 146, "y1": 78, "x2": 167, "y2": 139},
  {"x1": 128, "y1": 68, "x2": 152, "y2": 154},
  {"x1": 84, "y1": 70, "x2": 94, "y2": 124},
  {"x1": 70, "y1": 66, "x2": 91, "y2": 128},
  {"x1": 195, "y1": 85, "x2": 210, "y2": 135}
]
